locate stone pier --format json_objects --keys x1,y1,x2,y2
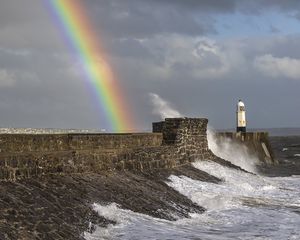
[{"x1": 0, "y1": 118, "x2": 215, "y2": 181}]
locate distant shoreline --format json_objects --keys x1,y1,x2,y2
[{"x1": 0, "y1": 127, "x2": 300, "y2": 136}]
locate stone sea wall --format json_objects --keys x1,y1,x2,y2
[
  {"x1": 0, "y1": 118, "x2": 278, "y2": 239},
  {"x1": 0, "y1": 118, "x2": 215, "y2": 181}
]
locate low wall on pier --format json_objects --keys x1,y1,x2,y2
[{"x1": 0, "y1": 118, "x2": 215, "y2": 181}]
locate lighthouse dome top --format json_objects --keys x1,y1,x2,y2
[{"x1": 237, "y1": 100, "x2": 245, "y2": 107}]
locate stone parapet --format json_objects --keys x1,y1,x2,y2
[{"x1": 0, "y1": 118, "x2": 237, "y2": 181}]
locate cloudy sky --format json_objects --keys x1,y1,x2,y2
[{"x1": 0, "y1": 0, "x2": 300, "y2": 131}]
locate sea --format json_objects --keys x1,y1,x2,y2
[
  {"x1": 83, "y1": 129, "x2": 300, "y2": 240},
  {"x1": 1, "y1": 127, "x2": 299, "y2": 240}
]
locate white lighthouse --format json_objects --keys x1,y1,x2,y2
[{"x1": 236, "y1": 99, "x2": 246, "y2": 133}]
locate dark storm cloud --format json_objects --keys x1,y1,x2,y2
[
  {"x1": 295, "y1": 12, "x2": 300, "y2": 20},
  {"x1": 87, "y1": 0, "x2": 216, "y2": 38},
  {"x1": 85, "y1": 0, "x2": 300, "y2": 42},
  {"x1": 147, "y1": 0, "x2": 300, "y2": 13},
  {"x1": 0, "y1": 0, "x2": 300, "y2": 130},
  {"x1": 0, "y1": 50, "x2": 102, "y2": 128},
  {"x1": 0, "y1": 0, "x2": 64, "y2": 51},
  {"x1": 238, "y1": 0, "x2": 300, "y2": 13},
  {"x1": 110, "y1": 34, "x2": 300, "y2": 129},
  {"x1": 147, "y1": 0, "x2": 237, "y2": 12}
]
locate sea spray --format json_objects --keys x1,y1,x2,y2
[
  {"x1": 207, "y1": 127, "x2": 259, "y2": 173},
  {"x1": 149, "y1": 93, "x2": 182, "y2": 119},
  {"x1": 84, "y1": 202, "x2": 203, "y2": 240},
  {"x1": 167, "y1": 161, "x2": 274, "y2": 211},
  {"x1": 86, "y1": 162, "x2": 300, "y2": 239},
  {"x1": 148, "y1": 94, "x2": 259, "y2": 173},
  {"x1": 84, "y1": 128, "x2": 300, "y2": 239}
]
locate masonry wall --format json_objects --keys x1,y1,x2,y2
[
  {"x1": 0, "y1": 133, "x2": 163, "y2": 181},
  {"x1": 0, "y1": 118, "x2": 215, "y2": 181},
  {"x1": 130, "y1": 118, "x2": 215, "y2": 171}
]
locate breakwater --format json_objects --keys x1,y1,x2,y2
[
  {"x1": 0, "y1": 118, "x2": 279, "y2": 239},
  {"x1": 0, "y1": 118, "x2": 216, "y2": 181},
  {"x1": 0, "y1": 118, "x2": 222, "y2": 239},
  {"x1": 0, "y1": 118, "x2": 276, "y2": 181}
]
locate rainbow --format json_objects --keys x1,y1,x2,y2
[{"x1": 45, "y1": 0, "x2": 135, "y2": 132}]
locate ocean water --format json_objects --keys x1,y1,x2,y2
[
  {"x1": 84, "y1": 134, "x2": 300, "y2": 240},
  {"x1": 84, "y1": 163, "x2": 300, "y2": 240}
]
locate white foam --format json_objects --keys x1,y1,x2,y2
[
  {"x1": 193, "y1": 161, "x2": 300, "y2": 207},
  {"x1": 85, "y1": 165, "x2": 300, "y2": 240},
  {"x1": 84, "y1": 202, "x2": 212, "y2": 240},
  {"x1": 85, "y1": 147, "x2": 300, "y2": 239},
  {"x1": 167, "y1": 174, "x2": 238, "y2": 210},
  {"x1": 207, "y1": 128, "x2": 258, "y2": 173},
  {"x1": 167, "y1": 160, "x2": 300, "y2": 214}
]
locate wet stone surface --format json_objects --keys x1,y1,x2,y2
[{"x1": 0, "y1": 164, "x2": 221, "y2": 240}]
